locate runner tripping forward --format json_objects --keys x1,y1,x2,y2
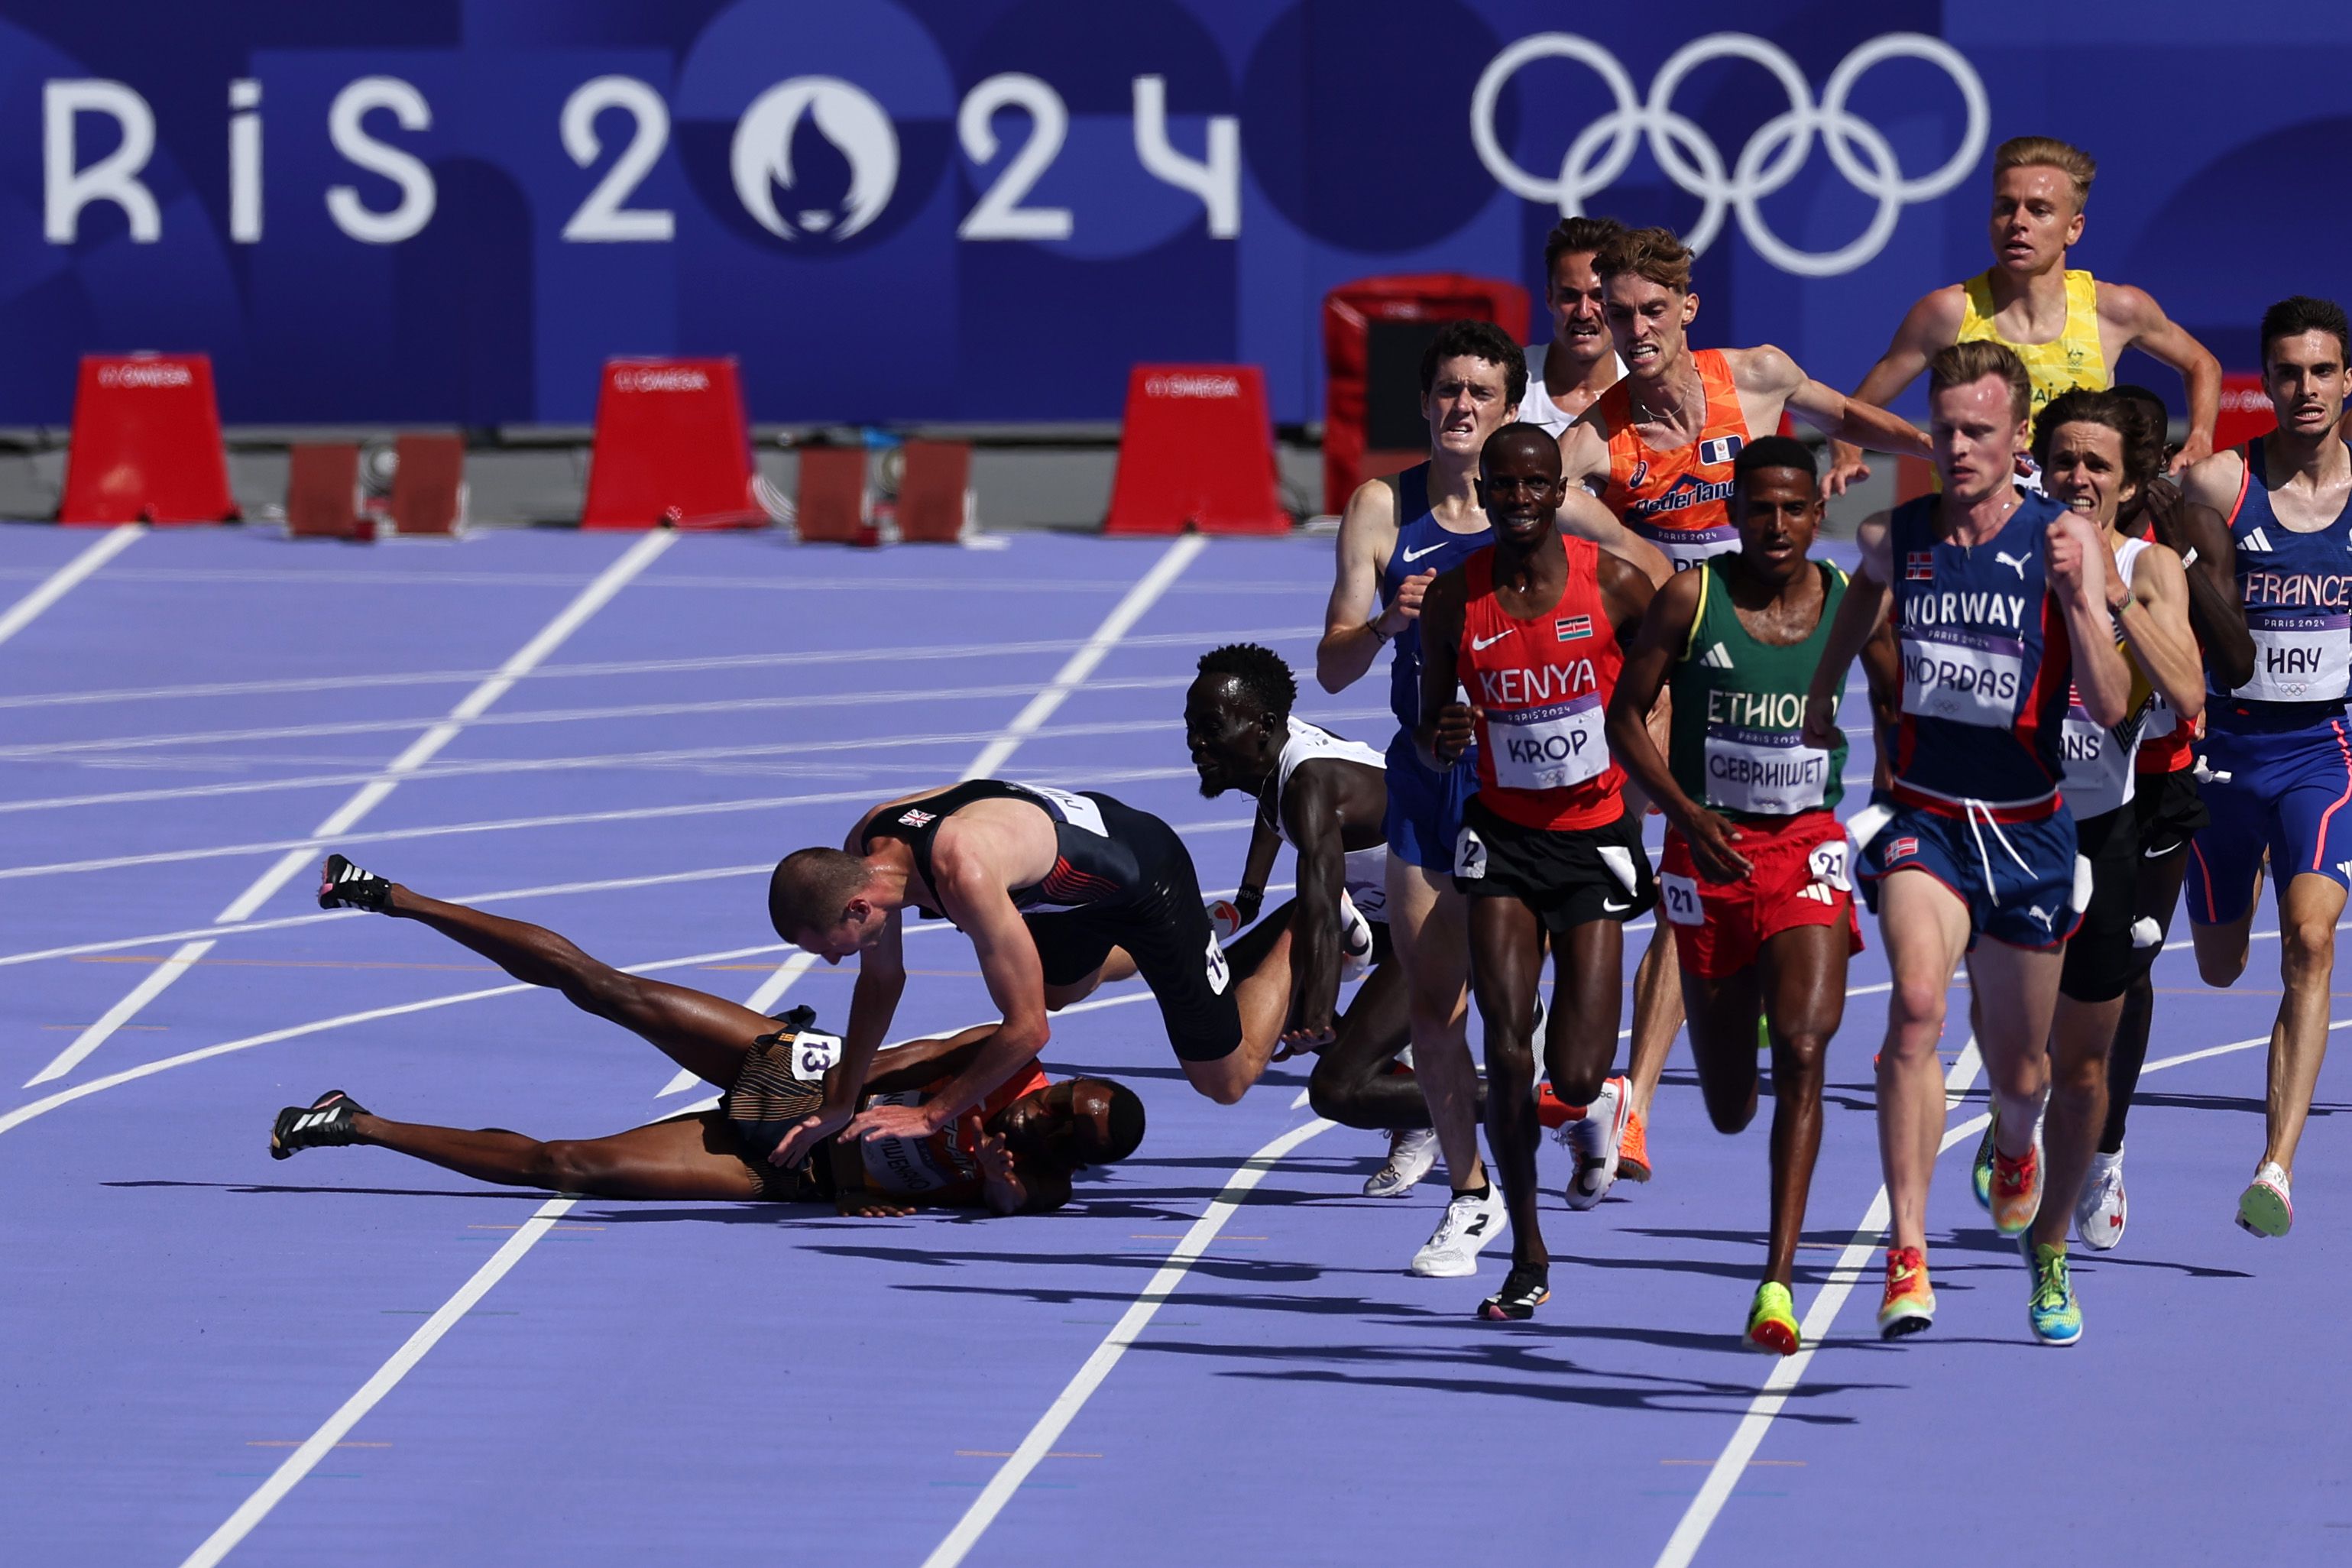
[
  {"x1": 1803, "y1": 342, "x2": 2132, "y2": 1343},
  {"x1": 2179, "y1": 296, "x2": 2352, "y2": 1239},
  {"x1": 1605, "y1": 436, "x2": 1864, "y2": 1355},
  {"x1": 1417, "y1": 423, "x2": 1659, "y2": 1320}
]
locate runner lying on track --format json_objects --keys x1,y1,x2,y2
[{"x1": 274, "y1": 857, "x2": 1145, "y2": 1216}]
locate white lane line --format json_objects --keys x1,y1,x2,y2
[
  {"x1": 0, "y1": 525, "x2": 144, "y2": 649},
  {"x1": 24, "y1": 533, "x2": 676, "y2": 1087},
  {"x1": 177, "y1": 1195, "x2": 576, "y2": 1568},
  {"x1": 655, "y1": 535, "x2": 1210, "y2": 1097},
  {"x1": 0, "y1": 675, "x2": 1201, "y2": 763},
  {"x1": 174, "y1": 536, "x2": 1208, "y2": 1558},
  {"x1": 0, "y1": 622, "x2": 1314, "y2": 715},
  {"x1": 0, "y1": 706, "x2": 1392, "y2": 822},
  {"x1": 1651, "y1": 1017, "x2": 2309, "y2": 1567},
  {"x1": 962, "y1": 534, "x2": 1208, "y2": 782},
  {"x1": 922, "y1": 1114, "x2": 1336, "y2": 1568}
]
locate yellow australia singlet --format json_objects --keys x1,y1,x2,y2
[{"x1": 1956, "y1": 268, "x2": 2108, "y2": 413}]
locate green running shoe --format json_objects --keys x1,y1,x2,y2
[
  {"x1": 1745, "y1": 1281, "x2": 1800, "y2": 1356},
  {"x1": 2023, "y1": 1239, "x2": 2081, "y2": 1346},
  {"x1": 1971, "y1": 1116, "x2": 1996, "y2": 1210}
]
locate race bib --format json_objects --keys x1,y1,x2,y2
[
  {"x1": 1486, "y1": 693, "x2": 1608, "y2": 791},
  {"x1": 1632, "y1": 517, "x2": 1740, "y2": 572},
  {"x1": 786, "y1": 1030, "x2": 844, "y2": 1083},
  {"x1": 1702, "y1": 727, "x2": 1833, "y2": 814},
  {"x1": 2060, "y1": 705, "x2": 2135, "y2": 818},
  {"x1": 1659, "y1": 871, "x2": 1705, "y2": 926},
  {"x1": 2238, "y1": 612, "x2": 2352, "y2": 703},
  {"x1": 1021, "y1": 783, "x2": 1109, "y2": 836},
  {"x1": 1806, "y1": 838, "x2": 1851, "y2": 893},
  {"x1": 1453, "y1": 825, "x2": 1489, "y2": 881},
  {"x1": 1900, "y1": 624, "x2": 2026, "y2": 727}
]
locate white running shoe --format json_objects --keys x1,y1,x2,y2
[
  {"x1": 1337, "y1": 891, "x2": 1375, "y2": 982},
  {"x1": 1563, "y1": 1075, "x2": 1629, "y2": 1210},
  {"x1": 2075, "y1": 1149, "x2": 2127, "y2": 1251},
  {"x1": 1410, "y1": 1183, "x2": 1507, "y2": 1277},
  {"x1": 1363, "y1": 1126, "x2": 1439, "y2": 1198}
]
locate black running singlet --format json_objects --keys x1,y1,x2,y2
[{"x1": 860, "y1": 779, "x2": 1141, "y2": 921}]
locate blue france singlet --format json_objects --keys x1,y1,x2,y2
[
  {"x1": 2209, "y1": 439, "x2": 2352, "y2": 736},
  {"x1": 1381, "y1": 463, "x2": 1493, "y2": 729},
  {"x1": 1887, "y1": 491, "x2": 2077, "y2": 814}
]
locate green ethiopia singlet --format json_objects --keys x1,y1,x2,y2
[{"x1": 1667, "y1": 558, "x2": 1849, "y2": 818}]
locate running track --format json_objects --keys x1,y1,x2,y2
[{"x1": 0, "y1": 524, "x2": 2343, "y2": 1566}]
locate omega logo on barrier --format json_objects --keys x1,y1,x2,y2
[{"x1": 1470, "y1": 31, "x2": 1988, "y2": 277}]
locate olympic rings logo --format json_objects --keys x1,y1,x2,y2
[{"x1": 1470, "y1": 32, "x2": 1988, "y2": 278}]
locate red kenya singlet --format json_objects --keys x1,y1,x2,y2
[{"x1": 1457, "y1": 532, "x2": 1627, "y2": 830}]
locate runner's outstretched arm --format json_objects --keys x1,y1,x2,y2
[
  {"x1": 844, "y1": 868, "x2": 1050, "y2": 1142},
  {"x1": 1233, "y1": 814, "x2": 1281, "y2": 926},
  {"x1": 1278, "y1": 761, "x2": 1351, "y2": 1042},
  {"x1": 1415, "y1": 569, "x2": 1470, "y2": 773},
  {"x1": 2138, "y1": 482, "x2": 2253, "y2": 689},
  {"x1": 1824, "y1": 287, "x2": 1965, "y2": 494},
  {"x1": 2103, "y1": 283, "x2": 2222, "y2": 468},
  {"x1": 772, "y1": 911, "x2": 906, "y2": 1168},
  {"x1": 1318, "y1": 478, "x2": 1403, "y2": 694},
  {"x1": 1558, "y1": 485, "x2": 1670, "y2": 583}
]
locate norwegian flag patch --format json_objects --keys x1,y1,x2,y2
[
  {"x1": 1698, "y1": 435, "x2": 1744, "y2": 465},
  {"x1": 1555, "y1": 614, "x2": 1593, "y2": 641},
  {"x1": 1904, "y1": 551, "x2": 1933, "y2": 582},
  {"x1": 1885, "y1": 836, "x2": 1920, "y2": 863}
]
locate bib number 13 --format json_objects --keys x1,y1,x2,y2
[{"x1": 788, "y1": 1030, "x2": 844, "y2": 1083}]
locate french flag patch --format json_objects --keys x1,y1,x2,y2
[
  {"x1": 1698, "y1": 435, "x2": 1743, "y2": 465},
  {"x1": 1555, "y1": 614, "x2": 1593, "y2": 641},
  {"x1": 1904, "y1": 551, "x2": 1933, "y2": 582}
]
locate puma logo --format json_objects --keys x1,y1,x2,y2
[
  {"x1": 2025, "y1": 904, "x2": 2055, "y2": 931},
  {"x1": 1994, "y1": 550, "x2": 2031, "y2": 578}
]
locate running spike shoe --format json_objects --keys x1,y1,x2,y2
[
  {"x1": 2075, "y1": 1149, "x2": 2127, "y2": 1251},
  {"x1": 317, "y1": 854, "x2": 393, "y2": 912},
  {"x1": 1877, "y1": 1246, "x2": 1936, "y2": 1339},
  {"x1": 2023, "y1": 1239, "x2": 2082, "y2": 1346},
  {"x1": 271, "y1": 1090, "x2": 369, "y2": 1160},
  {"x1": 1411, "y1": 1182, "x2": 1506, "y2": 1277},
  {"x1": 2237, "y1": 1162, "x2": 2293, "y2": 1237},
  {"x1": 1989, "y1": 1135, "x2": 2044, "y2": 1236},
  {"x1": 1971, "y1": 1116, "x2": 1997, "y2": 1210},
  {"x1": 1476, "y1": 1264, "x2": 1550, "y2": 1321},
  {"x1": 1615, "y1": 1106, "x2": 1652, "y2": 1184},
  {"x1": 1746, "y1": 1281, "x2": 1800, "y2": 1356},
  {"x1": 1365, "y1": 1126, "x2": 1439, "y2": 1199},
  {"x1": 1563, "y1": 1075, "x2": 1629, "y2": 1210}
]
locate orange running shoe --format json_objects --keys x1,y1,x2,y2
[
  {"x1": 1876, "y1": 1246, "x2": 1935, "y2": 1339},
  {"x1": 1535, "y1": 1080, "x2": 1575, "y2": 1131},
  {"x1": 1989, "y1": 1137, "x2": 2044, "y2": 1236},
  {"x1": 1615, "y1": 1107, "x2": 1651, "y2": 1183}
]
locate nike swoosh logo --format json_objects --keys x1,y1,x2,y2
[
  {"x1": 1472, "y1": 631, "x2": 1510, "y2": 650},
  {"x1": 2143, "y1": 842, "x2": 2182, "y2": 860},
  {"x1": 1602, "y1": 897, "x2": 1632, "y2": 912},
  {"x1": 1402, "y1": 543, "x2": 1447, "y2": 562}
]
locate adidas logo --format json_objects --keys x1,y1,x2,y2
[
  {"x1": 2336, "y1": 860, "x2": 2352, "y2": 882},
  {"x1": 1701, "y1": 641, "x2": 1735, "y2": 669},
  {"x1": 2247, "y1": 526, "x2": 2274, "y2": 556}
]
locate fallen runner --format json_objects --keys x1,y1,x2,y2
[{"x1": 277, "y1": 857, "x2": 1144, "y2": 1216}]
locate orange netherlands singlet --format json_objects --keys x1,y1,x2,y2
[
  {"x1": 855, "y1": 1061, "x2": 1051, "y2": 1200},
  {"x1": 1593, "y1": 348, "x2": 1754, "y2": 572},
  {"x1": 1457, "y1": 531, "x2": 1627, "y2": 831}
]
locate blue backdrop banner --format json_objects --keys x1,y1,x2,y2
[{"x1": 0, "y1": 2, "x2": 2333, "y2": 426}]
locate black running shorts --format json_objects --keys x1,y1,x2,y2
[
  {"x1": 2059, "y1": 804, "x2": 2140, "y2": 1004},
  {"x1": 1023, "y1": 794, "x2": 1242, "y2": 1063},
  {"x1": 718, "y1": 1040, "x2": 830, "y2": 1202},
  {"x1": 2133, "y1": 766, "x2": 2208, "y2": 859},
  {"x1": 1451, "y1": 796, "x2": 1657, "y2": 932}
]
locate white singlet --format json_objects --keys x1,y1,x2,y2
[
  {"x1": 1520, "y1": 343, "x2": 1626, "y2": 439},
  {"x1": 1268, "y1": 717, "x2": 1389, "y2": 921},
  {"x1": 2059, "y1": 534, "x2": 2154, "y2": 818}
]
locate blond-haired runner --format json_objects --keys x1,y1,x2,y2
[{"x1": 1826, "y1": 136, "x2": 2222, "y2": 494}]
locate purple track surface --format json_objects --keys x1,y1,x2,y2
[{"x1": 1, "y1": 524, "x2": 2344, "y2": 1568}]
